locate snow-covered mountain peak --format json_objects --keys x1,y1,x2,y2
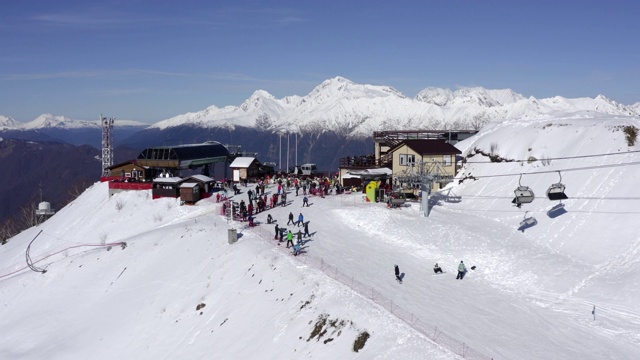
[
  {"x1": 0, "y1": 115, "x2": 19, "y2": 130},
  {"x1": 240, "y1": 90, "x2": 276, "y2": 112},
  {"x1": 415, "y1": 87, "x2": 454, "y2": 106},
  {"x1": 31, "y1": 113, "x2": 68, "y2": 127}
]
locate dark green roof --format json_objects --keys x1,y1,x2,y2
[{"x1": 137, "y1": 141, "x2": 230, "y2": 169}]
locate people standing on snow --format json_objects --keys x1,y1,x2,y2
[
  {"x1": 296, "y1": 229, "x2": 303, "y2": 244},
  {"x1": 274, "y1": 224, "x2": 279, "y2": 239},
  {"x1": 434, "y1": 263, "x2": 443, "y2": 274},
  {"x1": 286, "y1": 230, "x2": 294, "y2": 248},
  {"x1": 302, "y1": 196, "x2": 309, "y2": 207},
  {"x1": 287, "y1": 212, "x2": 294, "y2": 225},
  {"x1": 394, "y1": 264, "x2": 402, "y2": 282},
  {"x1": 303, "y1": 221, "x2": 310, "y2": 238},
  {"x1": 297, "y1": 213, "x2": 304, "y2": 227},
  {"x1": 456, "y1": 261, "x2": 467, "y2": 280}
]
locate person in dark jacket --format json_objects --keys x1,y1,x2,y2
[
  {"x1": 302, "y1": 196, "x2": 309, "y2": 207},
  {"x1": 287, "y1": 212, "x2": 294, "y2": 225},
  {"x1": 434, "y1": 263, "x2": 443, "y2": 274},
  {"x1": 303, "y1": 221, "x2": 310, "y2": 238},
  {"x1": 267, "y1": 214, "x2": 273, "y2": 224},
  {"x1": 394, "y1": 264, "x2": 402, "y2": 282},
  {"x1": 274, "y1": 224, "x2": 279, "y2": 239}
]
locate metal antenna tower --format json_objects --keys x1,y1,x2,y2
[{"x1": 101, "y1": 114, "x2": 115, "y2": 176}]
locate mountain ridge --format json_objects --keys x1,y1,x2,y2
[{"x1": 2, "y1": 77, "x2": 639, "y2": 136}]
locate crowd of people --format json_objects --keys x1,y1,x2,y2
[{"x1": 219, "y1": 176, "x2": 471, "y2": 280}]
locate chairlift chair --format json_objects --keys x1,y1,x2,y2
[
  {"x1": 546, "y1": 171, "x2": 568, "y2": 201},
  {"x1": 512, "y1": 174, "x2": 535, "y2": 207}
]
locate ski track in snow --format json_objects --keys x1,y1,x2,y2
[{"x1": 235, "y1": 190, "x2": 640, "y2": 359}]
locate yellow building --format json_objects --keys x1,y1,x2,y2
[{"x1": 388, "y1": 139, "x2": 461, "y2": 192}]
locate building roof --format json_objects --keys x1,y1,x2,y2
[
  {"x1": 153, "y1": 176, "x2": 185, "y2": 184},
  {"x1": 186, "y1": 174, "x2": 214, "y2": 183},
  {"x1": 229, "y1": 157, "x2": 257, "y2": 168},
  {"x1": 179, "y1": 182, "x2": 199, "y2": 189},
  {"x1": 346, "y1": 167, "x2": 392, "y2": 179},
  {"x1": 136, "y1": 141, "x2": 230, "y2": 169},
  {"x1": 390, "y1": 139, "x2": 462, "y2": 155}
]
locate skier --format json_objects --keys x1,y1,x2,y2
[
  {"x1": 286, "y1": 230, "x2": 294, "y2": 248},
  {"x1": 303, "y1": 221, "x2": 310, "y2": 238},
  {"x1": 296, "y1": 229, "x2": 303, "y2": 244},
  {"x1": 267, "y1": 214, "x2": 273, "y2": 224},
  {"x1": 297, "y1": 213, "x2": 304, "y2": 227},
  {"x1": 287, "y1": 212, "x2": 294, "y2": 225},
  {"x1": 274, "y1": 224, "x2": 280, "y2": 240},
  {"x1": 302, "y1": 196, "x2": 309, "y2": 207},
  {"x1": 434, "y1": 263, "x2": 443, "y2": 274},
  {"x1": 456, "y1": 261, "x2": 467, "y2": 280},
  {"x1": 394, "y1": 264, "x2": 402, "y2": 283}
]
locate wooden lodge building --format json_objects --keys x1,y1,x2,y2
[
  {"x1": 338, "y1": 130, "x2": 475, "y2": 194},
  {"x1": 104, "y1": 141, "x2": 230, "y2": 202}
]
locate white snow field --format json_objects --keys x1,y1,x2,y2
[{"x1": 1, "y1": 114, "x2": 640, "y2": 359}]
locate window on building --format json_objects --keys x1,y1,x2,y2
[
  {"x1": 443, "y1": 155, "x2": 452, "y2": 166},
  {"x1": 399, "y1": 154, "x2": 415, "y2": 166}
]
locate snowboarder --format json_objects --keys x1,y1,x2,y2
[
  {"x1": 394, "y1": 264, "x2": 402, "y2": 283},
  {"x1": 302, "y1": 196, "x2": 309, "y2": 207},
  {"x1": 274, "y1": 224, "x2": 279, "y2": 239},
  {"x1": 456, "y1": 261, "x2": 467, "y2": 280},
  {"x1": 267, "y1": 214, "x2": 273, "y2": 224},
  {"x1": 286, "y1": 230, "x2": 294, "y2": 248},
  {"x1": 292, "y1": 243, "x2": 302, "y2": 256},
  {"x1": 287, "y1": 212, "x2": 294, "y2": 225},
  {"x1": 297, "y1": 213, "x2": 304, "y2": 227},
  {"x1": 434, "y1": 263, "x2": 443, "y2": 274}
]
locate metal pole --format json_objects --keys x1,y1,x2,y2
[
  {"x1": 279, "y1": 133, "x2": 282, "y2": 172},
  {"x1": 287, "y1": 132, "x2": 290, "y2": 173}
]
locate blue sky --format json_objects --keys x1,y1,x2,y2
[{"x1": 2, "y1": 0, "x2": 639, "y2": 123}]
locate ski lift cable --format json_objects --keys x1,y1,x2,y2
[
  {"x1": 463, "y1": 149, "x2": 640, "y2": 164},
  {"x1": 461, "y1": 160, "x2": 640, "y2": 180}
]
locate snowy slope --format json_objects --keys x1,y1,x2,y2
[{"x1": 1, "y1": 115, "x2": 640, "y2": 360}]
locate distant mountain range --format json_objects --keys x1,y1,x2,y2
[{"x1": 2, "y1": 77, "x2": 640, "y2": 138}]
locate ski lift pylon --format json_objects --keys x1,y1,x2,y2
[
  {"x1": 512, "y1": 174, "x2": 535, "y2": 207},
  {"x1": 546, "y1": 171, "x2": 568, "y2": 201}
]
